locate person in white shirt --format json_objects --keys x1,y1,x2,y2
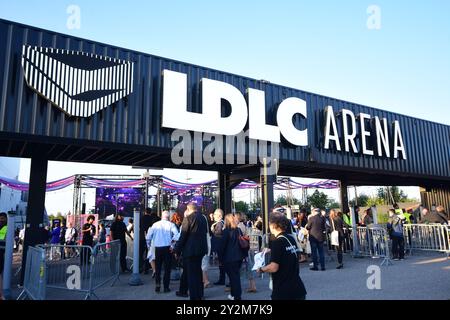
[
  {"x1": 127, "y1": 218, "x2": 134, "y2": 236},
  {"x1": 146, "y1": 211, "x2": 179, "y2": 293},
  {"x1": 64, "y1": 223, "x2": 77, "y2": 258}
]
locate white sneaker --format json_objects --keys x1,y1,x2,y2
[
  {"x1": 309, "y1": 262, "x2": 314, "y2": 267},
  {"x1": 227, "y1": 294, "x2": 234, "y2": 300}
]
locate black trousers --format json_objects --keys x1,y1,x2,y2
[
  {"x1": 80, "y1": 244, "x2": 92, "y2": 269},
  {"x1": 335, "y1": 235, "x2": 344, "y2": 265},
  {"x1": 224, "y1": 260, "x2": 242, "y2": 300},
  {"x1": 310, "y1": 238, "x2": 325, "y2": 269},
  {"x1": 218, "y1": 265, "x2": 226, "y2": 283},
  {"x1": 155, "y1": 246, "x2": 172, "y2": 289},
  {"x1": 185, "y1": 256, "x2": 203, "y2": 300},
  {"x1": 391, "y1": 236, "x2": 405, "y2": 259},
  {"x1": 120, "y1": 240, "x2": 127, "y2": 272},
  {"x1": 216, "y1": 253, "x2": 226, "y2": 284},
  {"x1": 343, "y1": 229, "x2": 353, "y2": 252},
  {"x1": 179, "y1": 257, "x2": 189, "y2": 294}
]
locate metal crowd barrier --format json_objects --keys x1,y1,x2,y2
[
  {"x1": 90, "y1": 241, "x2": 121, "y2": 295},
  {"x1": 17, "y1": 240, "x2": 121, "y2": 300},
  {"x1": 403, "y1": 224, "x2": 450, "y2": 257},
  {"x1": 126, "y1": 237, "x2": 134, "y2": 268},
  {"x1": 343, "y1": 228, "x2": 353, "y2": 253},
  {"x1": 354, "y1": 226, "x2": 392, "y2": 266},
  {"x1": 17, "y1": 246, "x2": 46, "y2": 300},
  {"x1": 247, "y1": 229, "x2": 263, "y2": 253},
  {"x1": 246, "y1": 229, "x2": 267, "y2": 279}
]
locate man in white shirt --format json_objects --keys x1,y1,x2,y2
[{"x1": 146, "y1": 211, "x2": 179, "y2": 293}]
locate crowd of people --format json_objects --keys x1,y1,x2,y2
[{"x1": 0, "y1": 201, "x2": 448, "y2": 301}]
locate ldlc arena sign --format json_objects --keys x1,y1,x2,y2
[
  {"x1": 161, "y1": 70, "x2": 407, "y2": 160},
  {"x1": 19, "y1": 45, "x2": 406, "y2": 161}
]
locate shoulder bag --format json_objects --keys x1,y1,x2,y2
[
  {"x1": 238, "y1": 228, "x2": 250, "y2": 251},
  {"x1": 330, "y1": 218, "x2": 339, "y2": 246}
]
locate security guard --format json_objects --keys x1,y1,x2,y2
[
  {"x1": 0, "y1": 212, "x2": 7, "y2": 300},
  {"x1": 343, "y1": 211, "x2": 353, "y2": 227},
  {"x1": 403, "y1": 210, "x2": 413, "y2": 224},
  {"x1": 393, "y1": 203, "x2": 403, "y2": 215},
  {"x1": 393, "y1": 203, "x2": 412, "y2": 224},
  {"x1": 0, "y1": 212, "x2": 7, "y2": 242}
]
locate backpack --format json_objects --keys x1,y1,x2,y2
[{"x1": 391, "y1": 217, "x2": 403, "y2": 234}]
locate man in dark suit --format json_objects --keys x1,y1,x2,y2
[
  {"x1": 174, "y1": 202, "x2": 208, "y2": 300},
  {"x1": 306, "y1": 208, "x2": 326, "y2": 271}
]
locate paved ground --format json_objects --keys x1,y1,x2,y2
[{"x1": 10, "y1": 251, "x2": 450, "y2": 300}]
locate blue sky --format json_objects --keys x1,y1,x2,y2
[
  {"x1": 1, "y1": 1, "x2": 448, "y2": 213},
  {"x1": 1, "y1": 0, "x2": 449, "y2": 125}
]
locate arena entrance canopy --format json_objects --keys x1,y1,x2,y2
[
  {"x1": 0, "y1": 19, "x2": 449, "y2": 281},
  {"x1": 0, "y1": 173, "x2": 339, "y2": 215}
]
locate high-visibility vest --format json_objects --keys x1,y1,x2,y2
[
  {"x1": 395, "y1": 209, "x2": 403, "y2": 215},
  {"x1": 403, "y1": 212, "x2": 412, "y2": 224},
  {"x1": 343, "y1": 214, "x2": 352, "y2": 227},
  {"x1": 0, "y1": 225, "x2": 7, "y2": 241}
]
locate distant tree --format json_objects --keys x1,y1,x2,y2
[
  {"x1": 366, "y1": 196, "x2": 385, "y2": 207},
  {"x1": 249, "y1": 201, "x2": 260, "y2": 213},
  {"x1": 306, "y1": 190, "x2": 330, "y2": 209},
  {"x1": 349, "y1": 194, "x2": 370, "y2": 207},
  {"x1": 234, "y1": 201, "x2": 249, "y2": 213},
  {"x1": 275, "y1": 195, "x2": 301, "y2": 207},
  {"x1": 377, "y1": 187, "x2": 408, "y2": 204},
  {"x1": 328, "y1": 200, "x2": 341, "y2": 209},
  {"x1": 275, "y1": 195, "x2": 288, "y2": 206}
]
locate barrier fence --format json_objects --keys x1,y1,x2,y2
[
  {"x1": 126, "y1": 237, "x2": 134, "y2": 268},
  {"x1": 323, "y1": 224, "x2": 449, "y2": 265},
  {"x1": 17, "y1": 246, "x2": 46, "y2": 300},
  {"x1": 247, "y1": 228, "x2": 263, "y2": 253},
  {"x1": 403, "y1": 224, "x2": 450, "y2": 256},
  {"x1": 241, "y1": 223, "x2": 449, "y2": 270},
  {"x1": 90, "y1": 241, "x2": 121, "y2": 293},
  {"x1": 18, "y1": 240, "x2": 121, "y2": 300},
  {"x1": 354, "y1": 226, "x2": 392, "y2": 266}
]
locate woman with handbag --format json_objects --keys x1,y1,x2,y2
[
  {"x1": 219, "y1": 213, "x2": 247, "y2": 300},
  {"x1": 329, "y1": 209, "x2": 345, "y2": 269}
]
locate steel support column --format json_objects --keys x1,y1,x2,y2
[
  {"x1": 340, "y1": 180, "x2": 350, "y2": 214},
  {"x1": 20, "y1": 155, "x2": 48, "y2": 285},
  {"x1": 218, "y1": 172, "x2": 233, "y2": 214}
]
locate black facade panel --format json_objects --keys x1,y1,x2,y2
[{"x1": 0, "y1": 19, "x2": 449, "y2": 183}]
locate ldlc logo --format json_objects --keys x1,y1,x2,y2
[
  {"x1": 22, "y1": 45, "x2": 134, "y2": 117},
  {"x1": 161, "y1": 69, "x2": 407, "y2": 159}
]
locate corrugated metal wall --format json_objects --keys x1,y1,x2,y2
[
  {"x1": 420, "y1": 188, "x2": 450, "y2": 216},
  {"x1": 0, "y1": 19, "x2": 449, "y2": 182}
]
